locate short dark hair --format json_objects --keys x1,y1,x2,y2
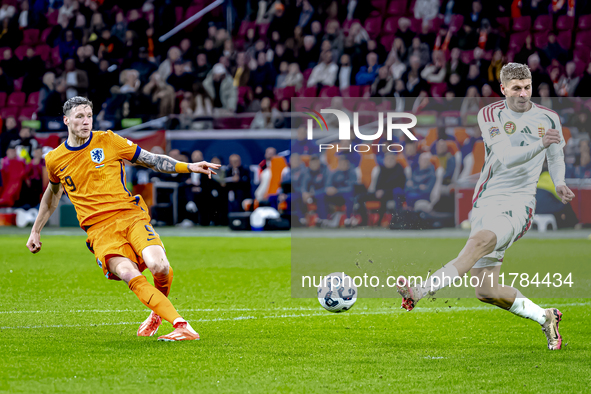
[{"x1": 63, "y1": 96, "x2": 93, "y2": 116}]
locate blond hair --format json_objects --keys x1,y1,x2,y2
[{"x1": 500, "y1": 63, "x2": 532, "y2": 85}]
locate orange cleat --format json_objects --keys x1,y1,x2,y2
[
  {"x1": 157, "y1": 321, "x2": 200, "y2": 342},
  {"x1": 137, "y1": 311, "x2": 162, "y2": 337}
]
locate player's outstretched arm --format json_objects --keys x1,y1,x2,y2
[
  {"x1": 26, "y1": 182, "x2": 63, "y2": 253},
  {"x1": 546, "y1": 138, "x2": 575, "y2": 204},
  {"x1": 135, "y1": 149, "x2": 221, "y2": 178}
]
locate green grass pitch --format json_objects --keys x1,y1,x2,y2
[{"x1": 1, "y1": 235, "x2": 590, "y2": 393}]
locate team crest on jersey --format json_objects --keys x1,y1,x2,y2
[
  {"x1": 489, "y1": 126, "x2": 500, "y2": 138},
  {"x1": 90, "y1": 148, "x2": 104, "y2": 164},
  {"x1": 504, "y1": 121, "x2": 516, "y2": 135},
  {"x1": 538, "y1": 124, "x2": 545, "y2": 137}
]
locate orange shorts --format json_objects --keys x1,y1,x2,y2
[{"x1": 85, "y1": 210, "x2": 164, "y2": 280}]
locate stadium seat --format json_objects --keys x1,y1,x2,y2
[
  {"x1": 449, "y1": 14, "x2": 464, "y2": 34},
  {"x1": 18, "y1": 106, "x2": 37, "y2": 121},
  {"x1": 298, "y1": 86, "x2": 316, "y2": 98},
  {"x1": 238, "y1": 20, "x2": 254, "y2": 37},
  {"x1": 430, "y1": 82, "x2": 448, "y2": 98},
  {"x1": 26, "y1": 91, "x2": 40, "y2": 107},
  {"x1": 342, "y1": 19, "x2": 359, "y2": 36},
  {"x1": 302, "y1": 68, "x2": 313, "y2": 86},
  {"x1": 175, "y1": 6, "x2": 184, "y2": 24},
  {"x1": 557, "y1": 30, "x2": 573, "y2": 50},
  {"x1": 453, "y1": 128, "x2": 469, "y2": 146},
  {"x1": 512, "y1": 16, "x2": 531, "y2": 32},
  {"x1": 359, "y1": 154, "x2": 377, "y2": 189},
  {"x1": 342, "y1": 98, "x2": 358, "y2": 112},
  {"x1": 533, "y1": 15, "x2": 552, "y2": 32},
  {"x1": 574, "y1": 47, "x2": 591, "y2": 63},
  {"x1": 0, "y1": 158, "x2": 26, "y2": 208},
  {"x1": 0, "y1": 92, "x2": 6, "y2": 108},
  {"x1": 382, "y1": 17, "x2": 399, "y2": 34},
  {"x1": 312, "y1": 98, "x2": 331, "y2": 111},
  {"x1": 364, "y1": 16, "x2": 383, "y2": 39},
  {"x1": 361, "y1": 85, "x2": 371, "y2": 97},
  {"x1": 563, "y1": 127, "x2": 571, "y2": 144},
  {"x1": 258, "y1": 23, "x2": 270, "y2": 37},
  {"x1": 319, "y1": 86, "x2": 340, "y2": 97},
  {"x1": 273, "y1": 86, "x2": 296, "y2": 102},
  {"x1": 14, "y1": 45, "x2": 29, "y2": 61},
  {"x1": 409, "y1": 17, "x2": 423, "y2": 33},
  {"x1": 7, "y1": 92, "x2": 26, "y2": 107},
  {"x1": 370, "y1": 0, "x2": 387, "y2": 13},
  {"x1": 22, "y1": 29, "x2": 40, "y2": 45},
  {"x1": 237, "y1": 86, "x2": 252, "y2": 107},
  {"x1": 508, "y1": 32, "x2": 529, "y2": 52},
  {"x1": 50, "y1": 46, "x2": 61, "y2": 67},
  {"x1": 579, "y1": 14, "x2": 591, "y2": 30},
  {"x1": 239, "y1": 116, "x2": 254, "y2": 129},
  {"x1": 495, "y1": 17, "x2": 511, "y2": 34},
  {"x1": 35, "y1": 44, "x2": 51, "y2": 61},
  {"x1": 556, "y1": 15, "x2": 574, "y2": 31},
  {"x1": 47, "y1": 10, "x2": 58, "y2": 25},
  {"x1": 379, "y1": 34, "x2": 395, "y2": 51},
  {"x1": 534, "y1": 32, "x2": 548, "y2": 48},
  {"x1": 341, "y1": 86, "x2": 361, "y2": 97},
  {"x1": 40, "y1": 27, "x2": 52, "y2": 44},
  {"x1": 0, "y1": 107, "x2": 19, "y2": 120},
  {"x1": 575, "y1": 31, "x2": 591, "y2": 48},
  {"x1": 387, "y1": 0, "x2": 407, "y2": 15}
]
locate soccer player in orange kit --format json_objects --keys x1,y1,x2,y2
[{"x1": 26, "y1": 96, "x2": 220, "y2": 342}]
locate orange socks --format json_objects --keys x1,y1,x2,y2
[
  {"x1": 153, "y1": 266, "x2": 173, "y2": 297},
  {"x1": 128, "y1": 275, "x2": 181, "y2": 324}
]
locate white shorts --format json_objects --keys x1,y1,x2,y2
[{"x1": 468, "y1": 203, "x2": 535, "y2": 268}]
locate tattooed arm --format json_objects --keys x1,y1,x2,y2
[{"x1": 135, "y1": 149, "x2": 221, "y2": 177}]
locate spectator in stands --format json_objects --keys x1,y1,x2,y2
[
  {"x1": 301, "y1": 154, "x2": 328, "y2": 219},
  {"x1": 227, "y1": 153, "x2": 252, "y2": 212},
  {"x1": 88, "y1": 12, "x2": 106, "y2": 42},
  {"x1": 233, "y1": 52, "x2": 251, "y2": 88},
  {"x1": 421, "y1": 50, "x2": 446, "y2": 83},
  {"x1": 158, "y1": 46, "x2": 181, "y2": 82},
  {"x1": 307, "y1": 50, "x2": 338, "y2": 88},
  {"x1": 465, "y1": 62, "x2": 486, "y2": 92},
  {"x1": 20, "y1": 48, "x2": 44, "y2": 94},
  {"x1": 249, "y1": 51, "x2": 275, "y2": 99},
  {"x1": 542, "y1": 32, "x2": 569, "y2": 66},
  {"x1": 555, "y1": 61, "x2": 580, "y2": 97},
  {"x1": 325, "y1": 156, "x2": 357, "y2": 218},
  {"x1": 0, "y1": 116, "x2": 18, "y2": 158},
  {"x1": 371, "y1": 66, "x2": 393, "y2": 97},
  {"x1": 403, "y1": 138, "x2": 420, "y2": 170},
  {"x1": 408, "y1": 37, "x2": 430, "y2": 67},
  {"x1": 405, "y1": 153, "x2": 436, "y2": 208},
  {"x1": 537, "y1": 82, "x2": 553, "y2": 109},
  {"x1": 334, "y1": 54, "x2": 352, "y2": 90},
  {"x1": 0, "y1": 48, "x2": 20, "y2": 81},
  {"x1": 528, "y1": 53, "x2": 556, "y2": 97},
  {"x1": 275, "y1": 61, "x2": 289, "y2": 88},
  {"x1": 435, "y1": 139, "x2": 456, "y2": 186},
  {"x1": 22, "y1": 147, "x2": 45, "y2": 207},
  {"x1": 203, "y1": 63, "x2": 238, "y2": 113},
  {"x1": 142, "y1": 71, "x2": 176, "y2": 117},
  {"x1": 76, "y1": 45, "x2": 99, "y2": 82},
  {"x1": 325, "y1": 97, "x2": 353, "y2": 130},
  {"x1": 259, "y1": 146, "x2": 277, "y2": 173},
  {"x1": 460, "y1": 86, "x2": 481, "y2": 121},
  {"x1": 110, "y1": 11, "x2": 127, "y2": 42},
  {"x1": 194, "y1": 53, "x2": 212, "y2": 82},
  {"x1": 514, "y1": 34, "x2": 538, "y2": 66},
  {"x1": 395, "y1": 18, "x2": 414, "y2": 49},
  {"x1": 64, "y1": 58, "x2": 89, "y2": 98},
  {"x1": 250, "y1": 97, "x2": 283, "y2": 129},
  {"x1": 299, "y1": 35, "x2": 320, "y2": 71},
  {"x1": 167, "y1": 60, "x2": 194, "y2": 92},
  {"x1": 130, "y1": 47, "x2": 158, "y2": 85},
  {"x1": 367, "y1": 152, "x2": 407, "y2": 213},
  {"x1": 268, "y1": 3, "x2": 293, "y2": 42},
  {"x1": 292, "y1": 126, "x2": 316, "y2": 155},
  {"x1": 356, "y1": 52, "x2": 380, "y2": 86},
  {"x1": 402, "y1": 55, "x2": 427, "y2": 96},
  {"x1": 95, "y1": 29, "x2": 123, "y2": 61},
  {"x1": 0, "y1": 65, "x2": 12, "y2": 93},
  {"x1": 575, "y1": 62, "x2": 591, "y2": 98},
  {"x1": 325, "y1": 20, "x2": 344, "y2": 62},
  {"x1": 567, "y1": 143, "x2": 591, "y2": 178},
  {"x1": 281, "y1": 62, "x2": 304, "y2": 90},
  {"x1": 460, "y1": 124, "x2": 483, "y2": 159},
  {"x1": 297, "y1": 0, "x2": 314, "y2": 29},
  {"x1": 415, "y1": 0, "x2": 440, "y2": 22},
  {"x1": 12, "y1": 127, "x2": 39, "y2": 163}
]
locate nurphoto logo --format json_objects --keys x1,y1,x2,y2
[{"x1": 305, "y1": 109, "x2": 418, "y2": 153}]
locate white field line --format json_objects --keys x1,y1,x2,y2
[
  {"x1": 1, "y1": 302, "x2": 589, "y2": 330},
  {"x1": 0, "y1": 302, "x2": 590, "y2": 315}
]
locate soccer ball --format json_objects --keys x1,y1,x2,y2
[{"x1": 317, "y1": 272, "x2": 357, "y2": 313}]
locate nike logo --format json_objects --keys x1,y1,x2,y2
[
  {"x1": 147, "y1": 294, "x2": 154, "y2": 305},
  {"x1": 147, "y1": 238, "x2": 156, "y2": 241},
  {"x1": 60, "y1": 165, "x2": 69, "y2": 172}
]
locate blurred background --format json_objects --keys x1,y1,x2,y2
[{"x1": 0, "y1": 0, "x2": 590, "y2": 231}]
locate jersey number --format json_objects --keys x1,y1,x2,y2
[{"x1": 64, "y1": 176, "x2": 76, "y2": 191}]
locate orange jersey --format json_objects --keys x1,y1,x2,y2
[{"x1": 45, "y1": 130, "x2": 147, "y2": 228}]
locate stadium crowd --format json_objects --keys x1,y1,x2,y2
[{"x1": 0, "y1": 0, "x2": 591, "y2": 227}]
